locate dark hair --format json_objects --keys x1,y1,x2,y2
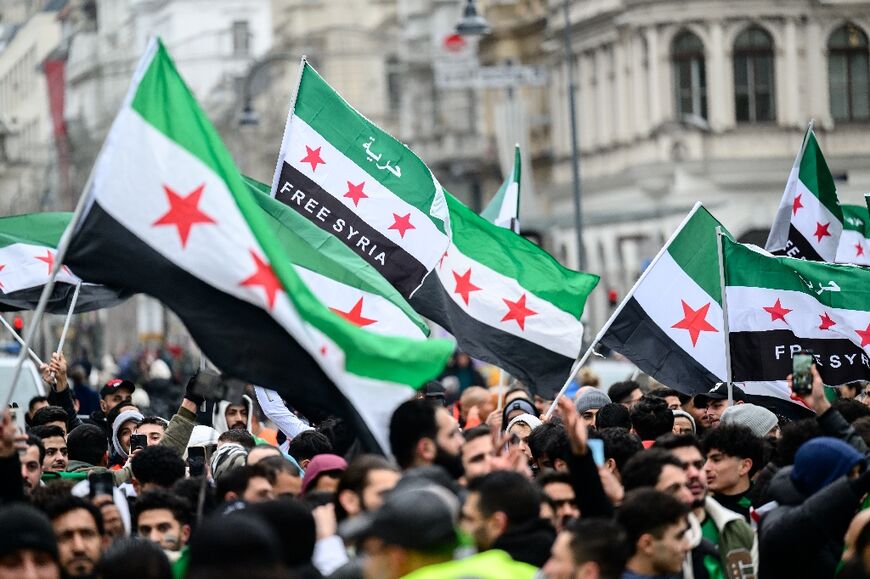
[
  {"x1": 851, "y1": 416, "x2": 870, "y2": 448},
  {"x1": 215, "y1": 464, "x2": 273, "y2": 501},
  {"x1": 258, "y1": 455, "x2": 301, "y2": 478},
  {"x1": 832, "y1": 399, "x2": 870, "y2": 423},
  {"x1": 138, "y1": 416, "x2": 169, "y2": 431},
  {"x1": 608, "y1": 381, "x2": 641, "y2": 404},
  {"x1": 25, "y1": 434, "x2": 46, "y2": 464},
  {"x1": 616, "y1": 489, "x2": 688, "y2": 552},
  {"x1": 528, "y1": 422, "x2": 570, "y2": 466},
  {"x1": 106, "y1": 403, "x2": 138, "y2": 426},
  {"x1": 775, "y1": 418, "x2": 822, "y2": 466},
  {"x1": 286, "y1": 431, "x2": 333, "y2": 464},
  {"x1": 98, "y1": 537, "x2": 172, "y2": 579},
  {"x1": 654, "y1": 432, "x2": 702, "y2": 453},
  {"x1": 244, "y1": 499, "x2": 317, "y2": 570},
  {"x1": 131, "y1": 446, "x2": 186, "y2": 488},
  {"x1": 334, "y1": 455, "x2": 397, "y2": 521},
  {"x1": 27, "y1": 395, "x2": 48, "y2": 414},
  {"x1": 133, "y1": 488, "x2": 192, "y2": 528},
  {"x1": 597, "y1": 427, "x2": 644, "y2": 474},
  {"x1": 467, "y1": 471, "x2": 540, "y2": 526},
  {"x1": 621, "y1": 448, "x2": 685, "y2": 491},
  {"x1": 506, "y1": 384, "x2": 532, "y2": 399},
  {"x1": 630, "y1": 396, "x2": 674, "y2": 440},
  {"x1": 648, "y1": 388, "x2": 689, "y2": 405},
  {"x1": 186, "y1": 512, "x2": 283, "y2": 578},
  {"x1": 31, "y1": 405, "x2": 68, "y2": 428},
  {"x1": 700, "y1": 424, "x2": 765, "y2": 476},
  {"x1": 567, "y1": 518, "x2": 630, "y2": 579},
  {"x1": 596, "y1": 403, "x2": 632, "y2": 430},
  {"x1": 536, "y1": 469, "x2": 572, "y2": 489},
  {"x1": 217, "y1": 429, "x2": 256, "y2": 451},
  {"x1": 316, "y1": 417, "x2": 356, "y2": 457},
  {"x1": 30, "y1": 424, "x2": 66, "y2": 442},
  {"x1": 171, "y1": 477, "x2": 216, "y2": 523},
  {"x1": 44, "y1": 495, "x2": 105, "y2": 536},
  {"x1": 67, "y1": 424, "x2": 108, "y2": 466},
  {"x1": 462, "y1": 425, "x2": 491, "y2": 443},
  {"x1": 389, "y1": 398, "x2": 438, "y2": 469}
]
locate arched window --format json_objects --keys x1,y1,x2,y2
[
  {"x1": 828, "y1": 23, "x2": 870, "y2": 121},
  {"x1": 672, "y1": 31, "x2": 708, "y2": 120},
  {"x1": 733, "y1": 26, "x2": 775, "y2": 122}
]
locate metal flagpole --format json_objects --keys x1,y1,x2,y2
[
  {"x1": 543, "y1": 202, "x2": 707, "y2": 418},
  {"x1": 55, "y1": 281, "x2": 81, "y2": 357},
  {"x1": 716, "y1": 227, "x2": 734, "y2": 406},
  {"x1": 0, "y1": 315, "x2": 43, "y2": 366}
]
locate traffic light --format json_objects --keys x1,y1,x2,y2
[
  {"x1": 12, "y1": 315, "x2": 23, "y2": 334},
  {"x1": 607, "y1": 289, "x2": 619, "y2": 309}
]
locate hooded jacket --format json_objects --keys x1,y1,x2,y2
[
  {"x1": 490, "y1": 517, "x2": 556, "y2": 568},
  {"x1": 704, "y1": 496, "x2": 757, "y2": 579},
  {"x1": 211, "y1": 395, "x2": 254, "y2": 434},
  {"x1": 758, "y1": 438, "x2": 870, "y2": 579}
]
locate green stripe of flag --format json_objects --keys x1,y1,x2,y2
[
  {"x1": 842, "y1": 204, "x2": 869, "y2": 234},
  {"x1": 799, "y1": 132, "x2": 842, "y2": 221},
  {"x1": 724, "y1": 236, "x2": 870, "y2": 311},
  {"x1": 245, "y1": 176, "x2": 429, "y2": 335},
  {"x1": 293, "y1": 62, "x2": 447, "y2": 234},
  {"x1": 132, "y1": 41, "x2": 450, "y2": 385},
  {"x1": 666, "y1": 206, "x2": 730, "y2": 305},
  {"x1": 446, "y1": 193, "x2": 596, "y2": 318},
  {"x1": 0, "y1": 213, "x2": 70, "y2": 249}
]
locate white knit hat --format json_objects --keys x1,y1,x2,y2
[{"x1": 720, "y1": 403, "x2": 778, "y2": 438}]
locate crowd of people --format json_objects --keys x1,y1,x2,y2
[{"x1": 2, "y1": 350, "x2": 870, "y2": 579}]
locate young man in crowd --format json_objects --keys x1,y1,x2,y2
[
  {"x1": 215, "y1": 464, "x2": 276, "y2": 504},
  {"x1": 629, "y1": 396, "x2": 674, "y2": 448},
  {"x1": 575, "y1": 389, "x2": 612, "y2": 429},
  {"x1": 0, "y1": 504, "x2": 62, "y2": 578},
  {"x1": 537, "y1": 471, "x2": 580, "y2": 532},
  {"x1": 617, "y1": 489, "x2": 691, "y2": 579},
  {"x1": 700, "y1": 424, "x2": 764, "y2": 521},
  {"x1": 608, "y1": 381, "x2": 643, "y2": 409},
  {"x1": 389, "y1": 398, "x2": 464, "y2": 479},
  {"x1": 461, "y1": 426, "x2": 497, "y2": 481},
  {"x1": 134, "y1": 489, "x2": 193, "y2": 553},
  {"x1": 45, "y1": 497, "x2": 106, "y2": 579},
  {"x1": 692, "y1": 384, "x2": 747, "y2": 429},
  {"x1": 30, "y1": 425, "x2": 68, "y2": 473},
  {"x1": 542, "y1": 518, "x2": 629, "y2": 579},
  {"x1": 20, "y1": 435, "x2": 44, "y2": 496},
  {"x1": 334, "y1": 455, "x2": 401, "y2": 523}
]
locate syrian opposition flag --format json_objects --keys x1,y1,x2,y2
[
  {"x1": 596, "y1": 203, "x2": 811, "y2": 418},
  {"x1": 62, "y1": 39, "x2": 453, "y2": 454},
  {"x1": 723, "y1": 235, "x2": 870, "y2": 403},
  {"x1": 766, "y1": 126, "x2": 843, "y2": 262},
  {"x1": 835, "y1": 204, "x2": 870, "y2": 266},
  {"x1": 269, "y1": 60, "x2": 450, "y2": 298},
  {"x1": 481, "y1": 144, "x2": 521, "y2": 233},
  {"x1": 409, "y1": 192, "x2": 598, "y2": 398},
  {"x1": 246, "y1": 176, "x2": 428, "y2": 339},
  {"x1": 0, "y1": 212, "x2": 128, "y2": 314}
]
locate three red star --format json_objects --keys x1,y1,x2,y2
[
  {"x1": 343, "y1": 181, "x2": 369, "y2": 207},
  {"x1": 501, "y1": 293, "x2": 537, "y2": 330},
  {"x1": 452, "y1": 268, "x2": 481, "y2": 306},
  {"x1": 763, "y1": 298, "x2": 792, "y2": 322},
  {"x1": 792, "y1": 194, "x2": 804, "y2": 216},
  {"x1": 388, "y1": 213, "x2": 415, "y2": 238},
  {"x1": 300, "y1": 146, "x2": 326, "y2": 172},
  {"x1": 819, "y1": 312, "x2": 836, "y2": 331},
  {"x1": 671, "y1": 301, "x2": 718, "y2": 346},
  {"x1": 152, "y1": 183, "x2": 216, "y2": 248},
  {"x1": 814, "y1": 222, "x2": 832, "y2": 243},
  {"x1": 240, "y1": 251, "x2": 282, "y2": 310},
  {"x1": 330, "y1": 297, "x2": 376, "y2": 328},
  {"x1": 857, "y1": 323, "x2": 870, "y2": 347}
]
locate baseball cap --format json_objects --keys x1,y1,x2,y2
[
  {"x1": 343, "y1": 484, "x2": 459, "y2": 552},
  {"x1": 693, "y1": 383, "x2": 746, "y2": 407},
  {"x1": 100, "y1": 378, "x2": 136, "y2": 399}
]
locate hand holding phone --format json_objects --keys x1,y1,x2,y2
[
  {"x1": 792, "y1": 351, "x2": 814, "y2": 396},
  {"x1": 588, "y1": 439, "x2": 605, "y2": 467},
  {"x1": 187, "y1": 446, "x2": 206, "y2": 477},
  {"x1": 130, "y1": 434, "x2": 147, "y2": 453}
]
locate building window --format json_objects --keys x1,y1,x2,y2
[
  {"x1": 232, "y1": 21, "x2": 250, "y2": 56},
  {"x1": 672, "y1": 31, "x2": 707, "y2": 120},
  {"x1": 734, "y1": 26, "x2": 775, "y2": 122},
  {"x1": 829, "y1": 23, "x2": 869, "y2": 122},
  {"x1": 386, "y1": 55, "x2": 401, "y2": 111}
]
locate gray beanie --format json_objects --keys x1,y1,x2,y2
[
  {"x1": 720, "y1": 403, "x2": 778, "y2": 438},
  {"x1": 575, "y1": 389, "x2": 612, "y2": 414}
]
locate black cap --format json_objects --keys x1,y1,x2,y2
[
  {"x1": 693, "y1": 383, "x2": 747, "y2": 406},
  {"x1": 100, "y1": 379, "x2": 135, "y2": 399},
  {"x1": 342, "y1": 485, "x2": 459, "y2": 552},
  {"x1": 0, "y1": 504, "x2": 59, "y2": 562}
]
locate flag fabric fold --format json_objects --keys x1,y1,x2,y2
[
  {"x1": 0, "y1": 212, "x2": 129, "y2": 314},
  {"x1": 410, "y1": 193, "x2": 598, "y2": 398},
  {"x1": 723, "y1": 236, "x2": 870, "y2": 406},
  {"x1": 765, "y1": 128, "x2": 843, "y2": 262},
  {"x1": 269, "y1": 60, "x2": 451, "y2": 298},
  {"x1": 63, "y1": 39, "x2": 452, "y2": 454},
  {"x1": 481, "y1": 144, "x2": 521, "y2": 232},
  {"x1": 835, "y1": 204, "x2": 870, "y2": 266}
]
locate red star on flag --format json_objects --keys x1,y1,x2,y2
[
  {"x1": 319, "y1": 345, "x2": 328, "y2": 356},
  {"x1": 0, "y1": 264, "x2": 5, "y2": 289},
  {"x1": 857, "y1": 243, "x2": 865, "y2": 258},
  {"x1": 792, "y1": 194, "x2": 804, "y2": 216},
  {"x1": 857, "y1": 323, "x2": 870, "y2": 347},
  {"x1": 671, "y1": 301, "x2": 718, "y2": 346},
  {"x1": 35, "y1": 250, "x2": 70, "y2": 276},
  {"x1": 814, "y1": 222, "x2": 832, "y2": 243},
  {"x1": 452, "y1": 268, "x2": 481, "y2": 305},
  {"x1": 388, "y1": 213, "x2": 415, "y2": 238},
  {"x1": 763, "y1": 298, "x2": 792, "y2": 322},
  {"x1": 152, "y1": 183, "x2": 216, "y2": 248},
  {"x1": 819, "y1": 312, "x2": 836, "y2": 331},
  {"x1": 300, "y1": 146, "x2": 326, "y2": 172},
  {"x1": 501, "y1": 293, "x2": 537, "y2": 330},
  {"x1": 240, "y1": 251, "x2": 282, "y2": 310},
  {"x1": 330, "y1": 297, "x2": 376, "y2": 328},
  {"x1": 343, "y1": 181, "x2": 369, "y2": 207}
]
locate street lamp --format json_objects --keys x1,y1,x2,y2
[{"x1": 455, "y1": 0, "x2": 490, "y2": 37}]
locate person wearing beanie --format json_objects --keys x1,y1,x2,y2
[
  {"x1": 574, "y1": 389, "x2": 612, "y2": 429},
  {"x1": 759, "y1": 437, "x2": 870, "y2": 579},
  {"x1": 672, "y1": 409, "x2": 696, "y2": 435},
  {"x1": 720, "y1": 404, "x2": 779, "y2": 439},
  {"x1": 0, "y1": 503, "x2": 61, "y2": 576},
  {"x1": 502, "y1": 397, "x2": 538, "y2": 426}
]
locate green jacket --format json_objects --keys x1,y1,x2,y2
[
  {"x1": 402, "y1": 550, "x2": 537, "y2": 579},
  {"x1": 112, "y1": 407, "x2": 197, "y2": 485},
  {"x1": 705, "y1": 496, "x2": 758, "y2": 579}
]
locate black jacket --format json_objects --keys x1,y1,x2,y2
[{"x1": 491, "y1": 517, "x2": 556, "y2": 568}]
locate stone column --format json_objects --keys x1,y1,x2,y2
[
  {"x1": 782, "y1": 17, "x2": 799, "y2": 126},
  {"x1": 708, "y1": 21, "x2": 729, "y2": 131},
  {"x1": 645, "y1": 26, "x2": 663, "y2": 127}
]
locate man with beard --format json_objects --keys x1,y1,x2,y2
[
  {"x1": 20, "y1": 436, "x2": 44, "y2": 496},
  {"x1": 30, "y1": 426, "x2": 68, "y2": 473},
  {"x1": 389, "y1": 399, "x2": 464, "y2": 479},
  {"x1": 211, "y1": 395, "x2": 253, "y2": 434},
  {"x1": 133, "y1": 489, "x2": 192, "y2": 554},
  {"x1": 654, "y1": 433, "x2": 757, "y2": 578},
  {"x1": 45, "y1": 497, "x2": 106, "y2": 579},
  {"x1": 335, "y1": 455, "x2": 400, "y2": 523}
]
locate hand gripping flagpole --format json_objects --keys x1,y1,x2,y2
[
  {"x1": 716, "y1": 227, "x2": 734, "y2": 406},
  {"x1": 0, "y1": 315, "x2": 44, "y2": 366},
  {"x1": 544, "y1": 202, "x2": 707, "y2": 419}
]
